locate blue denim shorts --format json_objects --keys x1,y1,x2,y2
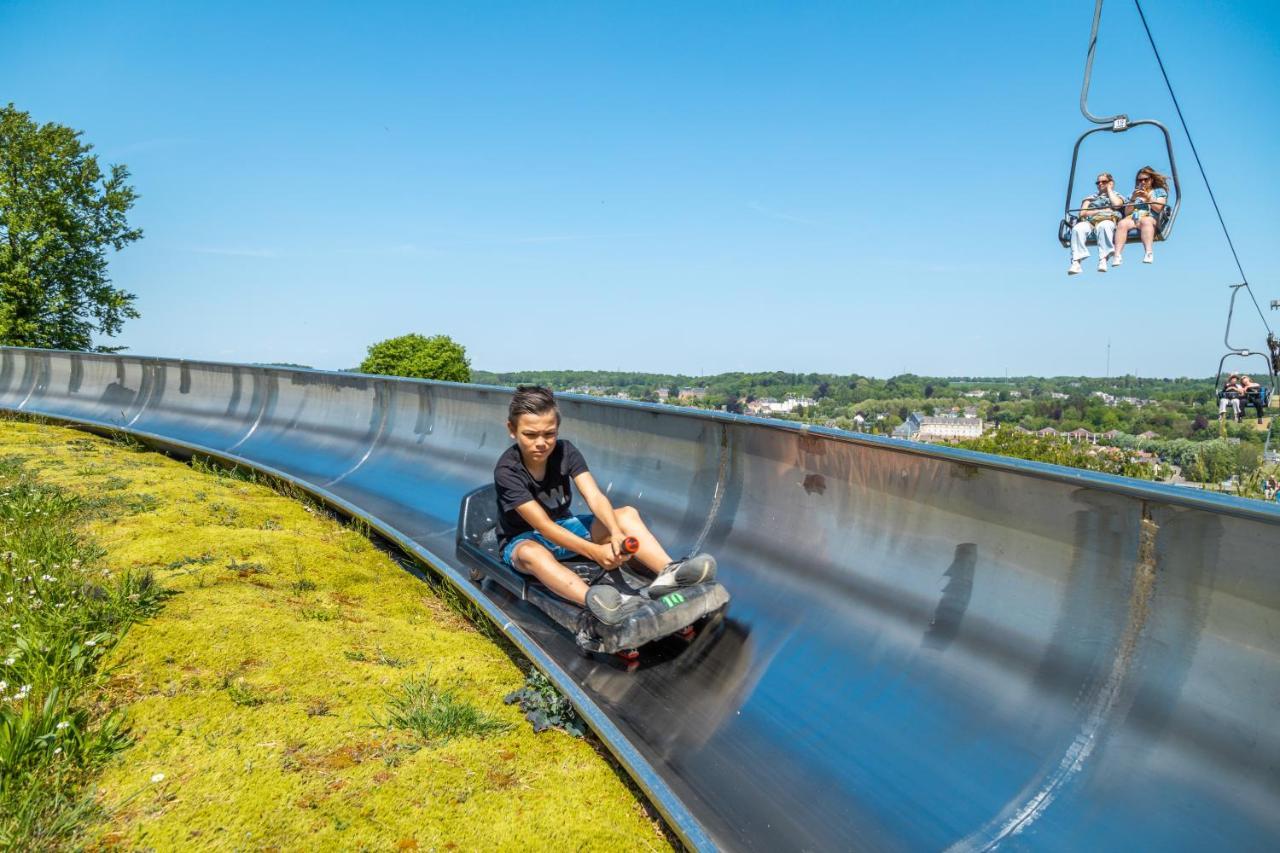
[{"x1": 501, "y1": 514, "x2": 597, "y2": 566}]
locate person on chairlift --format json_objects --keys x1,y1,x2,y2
[
  {"x1": 1239, "y1": 375, "x2": 1265, "y2": 423},
  {"x1": 1219, "y1": 374, "x2": 1243, "y2": 422},
  {"x1": 1068, "y1": 171, "x2": 1124, "y2": 275},
  {"x1": 1113, "y1": 166, "x2": 1169, "y2": 266},
  {"x1": 493, "y1": 386, "x2": 717, "y2": 627}
]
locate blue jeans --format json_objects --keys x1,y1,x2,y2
[{"x1": 501, "y1": 514, "x2": 597, "y2": 566}]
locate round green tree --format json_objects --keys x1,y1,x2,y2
[
  {"x1": 0, "y1": 103, "x2": 142, "y2": 351},
  {"x1": 359, "y1": 333, "x2": 471, "y2": 382}
]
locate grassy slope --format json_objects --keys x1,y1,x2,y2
[{"x1": 0, "y1": 420, "x2": 669, "y2": 851}]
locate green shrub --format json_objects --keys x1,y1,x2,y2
[{"x1": 358, "y1": 333, "x2": 470, "y2": 383}]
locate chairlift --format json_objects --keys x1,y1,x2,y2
[
  {"x1": 1214, "y1": 284, "x2": 1277, "y2": 419},
  {"x1": 1057, "y1": 0, "x2": 1181, "y2": 249}
]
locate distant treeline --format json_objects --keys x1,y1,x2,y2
[{"x1": 471, "y1": 369, "x2": 1217, "y2": 407}]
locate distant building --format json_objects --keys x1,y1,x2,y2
[
  {"x1": 1066, "y1": 427, "x2": 1095, "y2": 443},
  {"x1": 1137, "y1": 430, "x2": 1159, "y2": 440},
  {"x1": 962, "y1": 390, "x2": 987, "y2": 398},
  {"x1": 655, "y1": 388, "x2": 669, "y2": 401},
  {"x1": 895, "y1": 412, "x2": 984, "y2": 442},
  {"x1": 1037, "y1": 427, "x2": 1059, "y2": 437},
  {"x1": 744, "y1": 396, "x2": 816, "y2": 416},
  {"x1": 678, "y1": 387, "x2": 708, "y2": 400},
  {"x1": 1049, "y1": 392, "x2": 1070, "y2": 400},
  {"x1": 1102, "y1": 429, "x2": 1125, "y2": 440}
]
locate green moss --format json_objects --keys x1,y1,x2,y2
[{"x1": 0, "y1": 421, "x2": 672, "y2": 851}]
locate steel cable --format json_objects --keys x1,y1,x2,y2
[{"x1": 1132, "y1": 0, "x2": 1272, "y2": 336}]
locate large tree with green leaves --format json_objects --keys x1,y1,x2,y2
[
  {"x1": 359, "y1": 333, "x2": 471, "y2": 382},
  {"x1": 0, "y1": 104, "x2": 142, "y2": 351}
]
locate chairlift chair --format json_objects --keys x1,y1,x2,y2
[
  {"x1": 1057, "y1": 0, "x2": 1181, "y2": 249},
  {"x1": 1058, "y1": 119, "x2": 1181, "y2": 248}
]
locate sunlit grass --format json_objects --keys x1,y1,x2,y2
[{"x1": 0, "y1": 420, "x2": 673, "y2": 851}]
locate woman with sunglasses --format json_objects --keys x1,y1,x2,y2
[
  {"x1": 1068, "y1": 172, "x2": 1124, "y2": 275},
  {"x1": 1113, "y1": 166, "x2": 1169, "y2": 265},
  {"x1": 1219, "y1": 374, "x2": 1243, "y2": 423}
]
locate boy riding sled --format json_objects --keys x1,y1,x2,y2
[{"x1": 494, "y1": 386, "x2": 717, "y2": 626}]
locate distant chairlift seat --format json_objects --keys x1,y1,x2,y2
[
  {"x1": 455, "y1": 484, "x2": 730, "y2": 655},
  {"x1": 1217, "y1": 385, "x2": 1271, "y2": 417}
]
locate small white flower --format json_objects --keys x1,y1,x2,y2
[
  {"x1": 3, "y1": 658, "x2": 13, "y2": 666},
  {"x1": 0, "y1": 681, "x2": 6, "y2": 691},
  {"x1": 150, "y1": 773, "x2": 165, "y2": 783},
  {"x1": 10, "y1": 624, "x2": 18, "y2": 630},
  {"x1": 56, "y1": 721, "x2": 69, "y2": 730},
  {"x1": 53, "y1": 747, "x2": 62, "y2": 755},
  {"x1": 85, "y1": 639, "x2": 97, "y2": 647}
]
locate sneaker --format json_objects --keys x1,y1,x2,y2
[
  {"x1": 1097, "y1": 257, "x2": 1108, "y2": 273},
  {"x1": 1067, "y1": 260, "x2": 1082, "y2": 275},
  {"x1": 1111, "y1": 254, "x2": 1123, "y2": 266},
  {"x1": 643, "y1": 553, "x2": 717, "y2": 599},
  {"x1": 1143, "y1": 251, "x2": 1154, "y2": 264},
  {"x1": 586, "y1": 586, "x2": 648, "y2": 626}
]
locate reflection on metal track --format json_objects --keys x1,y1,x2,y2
[{"x1": 3, "y1": 347, "x2": 1279, "y2": 851}]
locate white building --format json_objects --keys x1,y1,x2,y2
[
  {"x1": 745, "y1": 396, "x2": 817, "y2": 416},
  {"x1": 893, "y1": 413, "x2": 985, "y2": 442}
]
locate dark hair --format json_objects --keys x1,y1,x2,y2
[{"x1": 508, "y1": 385, "x2": 559, "y2": 424}]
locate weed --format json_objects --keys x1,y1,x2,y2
[
  {"x1": 375, "y1": 648, "x2": 409, "y2": 668},
  {"x1": 102, "y1": 476, "x2": 130, "y2": 491},
  {"x1": 306, "y1": 699, "x2": 332, "y2": 717},
  {"x1": 223, "y1": 676, "x2": 264, "y2": 708},
  {"x1": 373, "y1": 676, "x2": 511, "y2": 744},
  {"x1": 289, "y1": 576, "x2": 317, "y2": 595},
  {"x1": 207, "y1": 501, "x2": 240, "y2": 526},
  {"x1": 343, "y1": 650, "x2": 369, "y2": 662},
  {"x1": 0, "y1": 465, "x2": 169, "y2": 845},
  {"x1": 123, "y1": 493, "x2": 159, "y2": 515},
  {"x1": 505, "y1": 670, "x2": 585, "y2": 737},
  {"x1": 227, "y1": 560, "x2": 267, "y2": 578},
  {"x1": 163, "y1": 553, "x2": 216, "y2": 572},
  {"x1": 299, "y1": 607, "x2": 336, "y2": 622}
]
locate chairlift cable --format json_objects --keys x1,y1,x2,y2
[{"x1": 1132, "y1": 0, "x2": 1272, "y2": 336}]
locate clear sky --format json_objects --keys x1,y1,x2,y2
[{"x1": 4, "y1": 0, "x2": 1278, "y2": 378}]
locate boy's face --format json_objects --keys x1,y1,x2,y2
[{"x1": 508, "y1": 410, "x2": 559, "y2": 464}]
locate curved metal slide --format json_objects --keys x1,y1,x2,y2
[{"x1": 2, "y1": 347, "x2": 1278, "y2": 851}]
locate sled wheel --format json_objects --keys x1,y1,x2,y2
[
  {"x1": 615, "y1": 648, "x2": 640, "y2": 662},
  {"x1": 469, "y1": 567, "x2": 484, "y2": 583},
  {"x1": 676, "y1": 626, "x2": 696, "y2": 641}
]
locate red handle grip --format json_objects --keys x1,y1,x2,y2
[{"x1": 621, "y1": 536, "x2": 640, "y2": 555}]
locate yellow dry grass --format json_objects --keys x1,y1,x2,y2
[{"x1": 0, "y1": 419, "x2": 671, "y2": 851}]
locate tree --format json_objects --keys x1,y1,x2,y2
[
  {"x1": 359, "y1": 333, "x2": 471, "y2": 382},
  {"x1": 1, "y1": 104, "x2": 142, "y2": 350}
]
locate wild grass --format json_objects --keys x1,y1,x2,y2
[
  {"x1": 374, "y1": 676, "x2": 512, "y2": 745},
  {"x1": 0, "y1": 419, "x2": 673, "y2": 851},
  {"x1": 0, "y1": 468, "x2": 168, "y2": 848}
]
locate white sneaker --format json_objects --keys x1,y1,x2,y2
[
  {"x1": 1097, "y1": 257, "x2": 1108, "y2": 273},
  {"x1": 1067, "y1": 260, "x2": 1082, "y2": 275},
  {"x1": 1111, "y1": 254, "x2": 1123, "y2": 266},
  {"x1": 1143, "y1": 251, "x2": 1154, "y2": 264}
]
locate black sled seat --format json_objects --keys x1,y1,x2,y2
[{"x1": 456, "y1": 484, "x2": 730, "y2": 655}]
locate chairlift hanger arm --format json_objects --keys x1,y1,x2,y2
[{"x1": 1080, "y1": 0, "x2": 1126, "y2": 125}]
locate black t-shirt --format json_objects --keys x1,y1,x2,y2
[{"x1": 494, "y1": 439, "x2": 589, "y2": 549}]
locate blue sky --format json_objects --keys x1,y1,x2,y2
[{"x1": 4, "y1": 1, "x2": 1278, "y2": 377}]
